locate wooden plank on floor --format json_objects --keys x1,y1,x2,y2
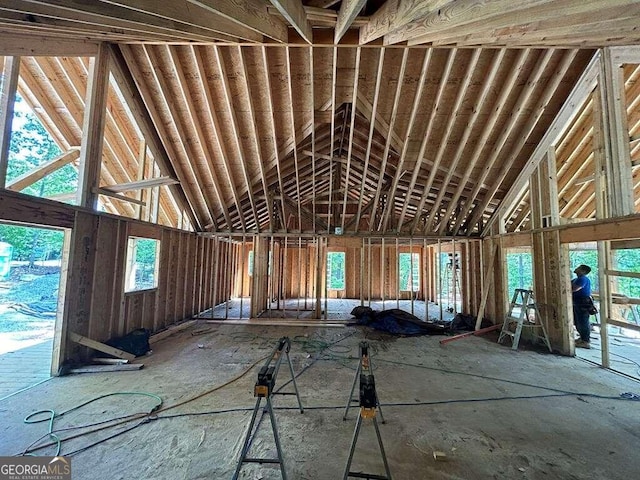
[
  {"x1": 69, "y1": 364, "x2": 143, "y2": 374},
  {"x1": 69, "y1": 332, "x2": 136, "y2": 361},
  {"x1": 149, "y1": 319, "x2": 198, "y2": 344}
]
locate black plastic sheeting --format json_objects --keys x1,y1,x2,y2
[{"x1": 350, "y1": 307, "x2": 488, "y2": 336}]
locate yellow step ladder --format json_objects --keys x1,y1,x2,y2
[{"x1": 498, "y1": 289, "x2": 552, "y2": 352}]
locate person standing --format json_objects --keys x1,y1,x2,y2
[{"x1": 572, "y1": 264, "x2": 592, "y2": 349}]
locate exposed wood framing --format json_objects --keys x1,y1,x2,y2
[
  {"x1": 600, "y1": 47, "x2": 634, "y2": 217},
  {"x1": 76, "y1": 43, "x2": 109, "y2": 209},
  {"x1": 468, "y1": 50, "x2": 578, "y2": 234},
  {"x1": 408, "y1": 48, "x2": 457, "y2": 234},
  {"x1": 0, "y1": 55, "x2": 19, "y2": 188},
  {"x1": 94, "y1": 187, "x2": 146, "y2": 206},
  {"x1": 110, "y1": 45, "x2": 201, "y2": 230},
  {"x1": 381, "y1": 48, "x2": 430, "y2": 232},
  {"x1": 268, "y1": 0, "x2": 313, "y2": 43},
  {"x1": 0, "y1": 32, "x2": 98, "y2": 56},
  {"x1": 371, "y1": 48, "x2": 408, "y2": 232},
  {"x1": 437, "y1": 50, "x2": 506, "y2": 235},
  {"x1": 7, "y1": 147, "x2": 80, "y2": 192},
  {"x1": 489, "y1": 52, "x2": 600, "y2": 231},
  {"x1": 335, "y1": 0, "x2": 367, "y2": 43},
  {"x1": 102, "y1": 175, "x2": 179, "y2": 193},
  {"x1": 423, "y1": 49, "x2": 481, "y2": 233},
  {"x1": 187, "y1": 0, "x2": 288, "y2": 42}
]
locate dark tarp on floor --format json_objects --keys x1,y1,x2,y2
[
  {"x1": 350, "y1": 307, "x2": 489, "y2": 336},
  {"x1": 350, "y1": 307, "x2": 449, "y2": 335}
]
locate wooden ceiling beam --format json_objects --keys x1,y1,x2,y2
[
  {"x1": 117, "y1": 44, "x2": 203, "y2": 230},
  {"x1": 306, "y1": 0, "x2": 340, "y2": 8},
  {"x1": 284, "y1": 46, "x2": 303, "y2": 231},
  {"x1": 17, "y1": 61, "x2": 81, "y2": 156},
  {"x1": 381, "y1": 49, "x2": 431, "y2": 232},
  {"x1": 268, "y1": 0, "x2": 313, "y2": 44},
  {"x1": 428, "y1": 6, "x2": 640, "y2": 48},
  {"x1": 281, "y1": 191, "x2": 327, "y2": 230},
  {"x1": 0, "y1": 0, "x2": 241, "y2": 42},
  {"x1": 94, "y1": 186, "x2": 145, "y2": 206},
  {"x1": 60, "y1": 56, "x2": 137, "y2": 218},
  {"x1": 339, "y1": 47, "x2": 361, "y2": 231},
  {"x1": 355, "y1": 91, "x2": 402, "y2": 153},
  {"x1": 489, "y1": 52, "x2": 600, "y2": 235},
  {"x1": 96, "y1": 0, "x2": 261, "y2": 41},
  {"x1": 359, "y1": 0, "x2": 455, "y2": 45},
  {"x1": 470, "y1": 49, "x2": 579, "y2": 235},
  {"x1": 102, "y1": 175, "x2": 179, "y2": 193},
  {"x1": 335, "y1": 0, "x2": 367, "y2": 43},
  {"x1": 187, "y1": 0, "x2": 288, "y2": 42},
  {"x1": 408, "y1": 48, "x2": 457, "y2": 234},
  {"x1": 188, "y1": 45, "x2": 238, "y2": 230},
  {"x1": 212, "y1": 45, "x2": 260, "y2": 231},
  {"x1": 449, "y1": 49, "x2": 534, "y2": 235},
  {"x1": 261, "y1": 45, "x2": 287, "y2": 232},
  {"x1": 0, "y1": 32, "x2": 98, "y2": 56},
  {"x1": 354, "y1": 48, "x2": 384, "y2": 233},
  {"x1": 239, "y1": 46, "x2": 274, "y2": 231},
  {"x1": 7, "y1": 147, "x2": 80, "y2": 192},
  {"x1": 0, "y1": 16, "x2": 191, "y2": 43},
  {"x1": 370, "y1": 48, "x2": 408, "y2": 233},
  {"x1": 422, "y1": 49, "x2": 482, "y2": 233},
  {"x1": 326, "y1": 45, "x2": 337, "y2": 233},
  {"x1": 437, "y1": 49, "x2": 506, "y2": 235},
  {"x1": 390, "y1": 0, "x2": 634, "y2": 46},
  {"x1": 308, "y1": 46, "x2": 317, "y2": 233}
]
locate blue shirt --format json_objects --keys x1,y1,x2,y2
[{"x1": 572, "y1": 275, "x2": 591, "y2": 301}]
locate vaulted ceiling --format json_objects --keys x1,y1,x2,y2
[{"x1": 1, "y1": 1, "x2": 639, "y2": 235}]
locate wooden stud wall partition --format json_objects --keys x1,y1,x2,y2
[
  {"x1": 64, "y1": 213, "x2": 214, "y2": 366},
  {"x1": 0, "y1": 189, "x2": 216, "y2": 370}
]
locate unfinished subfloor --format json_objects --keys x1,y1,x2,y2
[{"x1": 1, "y1": 323, "x2": 640, "y2": 480}]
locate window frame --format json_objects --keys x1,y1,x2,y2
[{"x1": 124, "y1": 236, "x2": 160, "y2": 293}]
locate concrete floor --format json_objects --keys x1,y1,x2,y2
[{"x1": 1, "y1": 323, "x2": 640, "y2": 480}]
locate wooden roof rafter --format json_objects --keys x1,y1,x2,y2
[
  {"x1": 211, "y1": 44, "x2": 260, "y2": 231},
  {"x1": 381, "y1": 48, "x2": 432, "y2": 232},
  {"x1": 339, "y1": 46, "x2": 361, "y2": 232},
  {"x1": 260, "y1": 45, "x2": 287, "y2": 232},
  {"x1": 436, "y1": 49, "x2": 506, "y2": 235},
  {"x1": 118, "y1": 44, "x2": 204, "y2": 229},
  {"x1": 354, "y1": 48, "x2": 384, "y2": 233},
  {"x1": 370, "y1": 47, "x2": 408, "y2": 233},
  {"x1": 457, "y1": 49, "x2": 560, "y2": 235},
  {"x1": 109, "y1": 44, "x2": 198, "y2": 228},
  {"x1": 464, "y1": 50, "x2": 575, "y2": 235},
  {"x1": 422, "y1": 49, "x2": 482, "y2": 233},
  {"x1": 238, "y1": 45, "x2": 274, "y2": 230},
  {"x1": 408, "y1": 48, "x2": 458, "y2": 234},
  {"x1": 284, "y1": 46, "x2": 304, "y2": 231}
]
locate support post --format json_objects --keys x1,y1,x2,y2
[
  {"x1": 600, "y1": 47, "x2": 634, "y2": 217},
  {"x1": 0, "y1": 56, "x2": 20, "y2": 188},
  {"x1": 77, "y1": 43, "x2": 110, "y2": 209}
]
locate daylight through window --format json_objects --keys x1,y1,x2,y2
[
  {"x1": 399, "y1": 252, "x2": 420, "y2": 292},
  {"x1": 326, "y1": 251, "x2": 345, "y2": 290},
  {"x1": 125, "y1": 237, "x2": 160, "y2": 292}
]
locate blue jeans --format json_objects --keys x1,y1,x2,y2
[{"x1": 573, "y1": 303, "x2": 591, "y2": 342}]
